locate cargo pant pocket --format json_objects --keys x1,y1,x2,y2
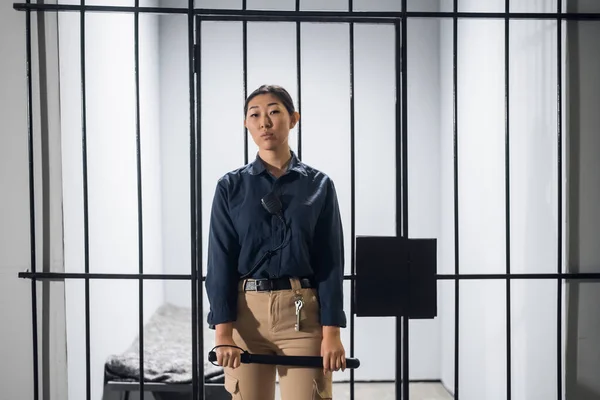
[
  {"x1": 224, "y1": 373, "x2": 243, "y2": 399},
  {"x1": 312, "y1": 379, "x2": 332, "y2": 400}
]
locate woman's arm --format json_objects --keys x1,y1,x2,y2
[
  {"x1": 205, "y1": 178, "x2": 241, "y2": 327},
  {"x1": 312, "y1": 177, "x2": 347, "y2": 329},
  {"x1": 312, "y1": 177, "x2": 347, "y2": 372},
  {"x1": 206, "y1": 179, "x2": 243, "y2": 368}
]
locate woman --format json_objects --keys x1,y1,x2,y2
[{"x1": 205, "y1": 84, "x2": 347, "y2": 400}]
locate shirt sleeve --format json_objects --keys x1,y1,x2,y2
[
  {"x1": 205, "y1": 178, "x2": 241, "y2": 326},
  {"x1": 312, "y1": 177, "x2": 347, "y2": 328}
]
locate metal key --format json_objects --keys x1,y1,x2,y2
[{"x1": 294, "y1": 298, "x2": 304, "y2": 331}]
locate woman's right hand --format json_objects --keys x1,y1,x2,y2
[{"x1": 215, "y1": 323, "x2": 242, "y2": 369}]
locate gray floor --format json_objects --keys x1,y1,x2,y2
[
  {"x1": 113, "y1": 382, "x2": 454, "y2": 400},
  {"x1": 274, "y1": 382, "x2": 454, "y2": 400}
]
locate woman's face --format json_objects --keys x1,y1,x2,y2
[{"x1": 244, "y1": 93, "x2": 299, "y2": 152}]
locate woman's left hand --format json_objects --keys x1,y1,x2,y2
[{"x1": 321, "y1": 327, "x2": 346, "y2": 374}]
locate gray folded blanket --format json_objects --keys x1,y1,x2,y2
[{"x1": 104, "y1": 303, "x2": 223, "y2": 384}]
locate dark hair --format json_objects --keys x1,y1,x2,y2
[{"x1": 244, "y1": 84, "x2": 296, "y2": 117}]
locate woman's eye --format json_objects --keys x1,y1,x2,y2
[
  {"x1": 270, "y1": 110, "x2": 280, "y2": 115},
  {"x1": 250, "y1": 113, "x2": 258, "y2": 118}
]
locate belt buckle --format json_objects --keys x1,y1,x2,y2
[
  {"x1": 244, "y1": 280, "x2": 257, "y2": 292},
  {"x1": 251, "y1": 278, "x2": 270, "y2": 292}
]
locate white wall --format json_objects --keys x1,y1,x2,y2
[
  {"x1": 59, "y1": 1, "x2": 164, "y2": 399},
  {"x1": 0, "y1": 2, "x2": 35, "y2": 399},
  {"x1": 439, "y1": 0, "x2": 565, "y2": 399},
  {"x1": 158, "y1": 11, "x2": 193, "y2": 312},
  {"x1": 1, "y1": 2, "x2": 68, "y2": 399},
  {"x1": 439, "y1": 3, "x2": 455, "y2": 391},
  {"x1": 565, "y1": 1, "x2": 600, "y2": 399},
  {"x1": 7, "y1": 1, "x2": 595, "y2": 398},
  {"x1": 159, "y1": 0, "x2": 442, "y2": 382},
  {"x1": 405, "y1": 2, "x2": 442, "y2": 380}
]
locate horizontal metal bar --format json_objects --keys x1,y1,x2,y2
[
  {"x1": 12, "y1": 4, "x2": 600, "y2": 20},
  {"x1": 342, "y1": 273, "x2": 600, "y2": 280},
  {"x1": 18, "y1": 272, "x2": 194, "y2": 280},
  {"x1": 198, "y1": 15, "x2": 398, "y2": 23},
  {"x1": 436, "y1": 273, "x2": 600, "y2": 280},
  {"x1": 200, "y1": 10, "x2": 600, "y2": 20},
  {"x1": 19, "y1": 271, "x2": 600, "y2": 281},
  {"x1": 13, "y1": 3, "x2": 187, "y2": 14}
]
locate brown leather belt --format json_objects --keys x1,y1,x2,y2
[{"x1": 243, "y1": 277, "x2": 314, "y2": 292}]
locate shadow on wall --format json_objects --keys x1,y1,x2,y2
[{"x1": 565, "y1": 1, "x2": 600, "y2": 399}]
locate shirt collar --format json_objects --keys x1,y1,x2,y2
[{"x1": 248, "y1": 150, "x2": 307, "y2": 177}]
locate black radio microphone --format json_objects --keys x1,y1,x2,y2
[
  {"x1": 261, "y1": 191, "x2": 284, "y2": 221},
  {"x1": 239, "y1": 192, "x2": 290, "y2": 280}
]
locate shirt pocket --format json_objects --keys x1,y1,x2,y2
[{"x1": 289, "y1": 202, "x2": 320, "y2": 237}]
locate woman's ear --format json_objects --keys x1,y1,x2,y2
[{"x1": 289, "y1": 112, "x2": 300, "y2": 129}]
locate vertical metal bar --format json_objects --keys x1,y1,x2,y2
[
  {"x1": 556, "y1": 1, "x2": 563, "y2": 398},
  {"x1": 196, "y1": 17, "x2": 205, "y2": 400},
  {"x1": 189, "y1": 1, "x2": 201, "y2": 399},
  {"x1": 394, "y1": 16, "x2": 403, "y2": 400},
  {"x1": 80, "y1": 1, "x2": 92, "y2": 399},
  {"x1": 400, "y1": 1, "x2": 409, "y2": 399},
  {"x1": 35, "y1": 2, "x2": 51, "y2": 398},
  {"x1": 504, "y1": 1, "x2": 512, "y2": 400},
  {"x1": 400, "y1": 0, "x2": 408, "y2": 242},
  {"x1": 25, "y1": 1, "x2": 40, "y2": 398},
  {"x1": 348, "y1": 0, "x2": 355, "y2": 398},
  {"x1": 243, "y1": 0, "x2": 248, "y2": 164},
  {"x1": 296, "y1": 0, "x2": 302, "y2": 159},
  {"x1": 452, "y1": 0, "x2": 460, "y2": 398},
  {"x1": 133, "y1": 1, "x2": 145, "y2": 397}
]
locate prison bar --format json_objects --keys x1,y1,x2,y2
[
  {"x1": 189, "y1": 0, "x2": 202, "y2": 398},
  {"x1": 295, "y1": 0, "x2": 303, "y2": 160},
  {"x1": 24, "y1": 1, "x2": 40, "y2": 399},
  {"x1": 399, "y1": 0, "x2": 410, "y2": 398},
  {"x1": 504, "y1": 2, "x2": 512, "y2": 400},
  {"x1": 12, "y1": 3, "x2": 600, "y2": 21},
  {"x1": 393, "y1": 15, "x2": 404, "y2": 400},
  {"x1": 556, "y1": 1, "x2": 564, "y2": 399},
  {"x1": 18, "y1": 271, "x2": 600, "y2": 281},
  {"x1": 196, "y1": 15, "x2": 399, "y2": 23},
  {"x1": 18, "y1": 272, "x2": 193, "y2": 280},
  {"x1": 75, "y1": 0, "x2": 93, "y2": 398},
  {"x1": 452, "y1": 0, "x2": 460, "y2": 399},
  {"x1": 348, "y1": 0, "x2": 356, "y2": 397},
  {"x1": 132, "y1": 0, "x2": 146, "y2": 396},
  {"x1": 242, "y1": 0, "x2": 249, "y2": 165}
]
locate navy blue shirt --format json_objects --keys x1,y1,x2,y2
[{"x1": 205, "y1": 151, "x2": 347, "y2": 328}]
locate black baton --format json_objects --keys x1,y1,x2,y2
[{"x1": 208, "y1": 351, "x2": 360, "y2": 369}]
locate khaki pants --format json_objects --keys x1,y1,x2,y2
[{"x1": 224, "y1": 278, "x2": 333, "y2": 400}]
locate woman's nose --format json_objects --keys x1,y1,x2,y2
[{"x1": 260, "y1": 116, "x2": 272, "y2": 128}]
